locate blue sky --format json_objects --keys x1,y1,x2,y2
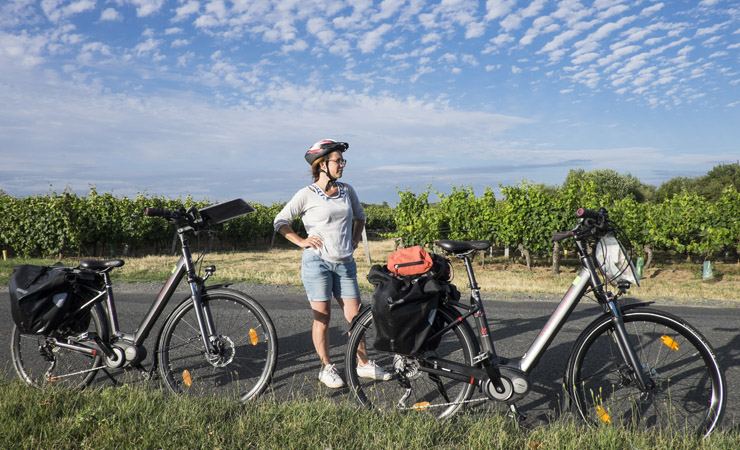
[{"x1": 1, "y1": 0, "x2": 739, "y2": 205}]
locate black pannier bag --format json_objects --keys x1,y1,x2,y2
[
  {"x1": 368, "y1": 263, "x2": 459, "y2": 356},
  {"x1": 9, "y1": 264, "x2": 77, "y2": 334}
]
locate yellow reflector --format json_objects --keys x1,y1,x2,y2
[
  {"x1": 660, "y1": 335, "x2": 679, "y2": 351},
  {"x1": 182, "y1": 370, "x2": 192, "y2": 387},
  {"x1": 413, "y1": 402, "x2": 430, "y2": 410},
  {"x1": 596, "y1": 405, "x2": 611, "y2": 424},
  {"x1": 249, "y1": 329, "x2": 259, "y2": 346}
]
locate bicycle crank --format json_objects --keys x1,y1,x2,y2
[{"x1": 483, "y1": 366, "x2": 530, "y2": 402}]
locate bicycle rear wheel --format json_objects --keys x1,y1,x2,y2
[
  {"x1": 566, "y1": 308, "x2": 725, "y2": 437},
  {"x1": 11, "y1": 302, "x2": 107, "y2": 389},
  {"x1": 158, "y1": 288, "x2": 278, "y2": 402},
  {"x1": 345, "y1": 306, "x2": 478, "y2": 418}
]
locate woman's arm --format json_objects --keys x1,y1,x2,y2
[
  {"x1": 351, "y1": 219, "x2": 365, "y2": 249},
  {"x1": 277, "y1": 224, "x2": 323, "y2": 250}
]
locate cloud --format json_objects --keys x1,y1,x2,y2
[
  {"x1": 358, "y1": 23, "x2": 392, "y2": 53},
  {"x1": 100, "y1": 7, "x2": 121, "y2": 22},
  {"x1": 0, "y1": 67, "x2": 537, "y2": 202},
  {"x1": 41, "y1": 0, "x2": 96, "y2": 23},
  {"x1": 485, "y1": 0, "x2": 516, "y2": 21},
  {"x1": 173, "y1": 1, "x2": 200, "y2": 22},
  {"x1": 0, "y1": 31, "x2": 47, "y2": 68},
  {"x1": 127, "y1": 0, "x2": 165, "y2": 18}
]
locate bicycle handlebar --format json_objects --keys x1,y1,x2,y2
[
  {"x1": 576, "y1": 207, "x2": 604, "y2": 220},
  {"x1": 553, "y1": 207, "x2": 611, "y2": 242},
  {"x1": 144, "y1": 207, "x2": 178, "y2": 218},
  {"x1": 144, "y1": 206, "x2": 202, "y2": 230}
]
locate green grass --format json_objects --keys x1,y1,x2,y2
[{"x1": 1, "y1": 379, "x2": 737, "y2": 450}]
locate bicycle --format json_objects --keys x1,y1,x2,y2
[
  {"x1": 345, "y1": 207, "x2": 726, "y2": 437},
  {"x1": 11, "y1": 199, "x2": 278, "y2": 402}
]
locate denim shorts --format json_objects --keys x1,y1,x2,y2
[{"x1": 301, "y1": 251, "x2": 360, "y2": 301}]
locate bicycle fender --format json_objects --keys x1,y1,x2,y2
[
  {"x1": 348, "y1": 304, "x2": 371, "y2": 334},
  {"x1": 578, "y1": 300, "x2": 654, "y2": 340}
]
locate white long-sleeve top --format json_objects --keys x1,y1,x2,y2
[{"x1": 274, "y1": 182, "x2": 366, "y2": 263}]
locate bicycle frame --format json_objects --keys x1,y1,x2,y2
[
  {"x1": 425, "y1": 238, "x2": 651, "y2": 392},
  {"x1": 75, "y1": 224, "x2": 218, "y2": 357}
]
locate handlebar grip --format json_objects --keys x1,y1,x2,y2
[
  {"x1": 145, "y1": 207, "x2": 171, "y2": 218},
  {"x1": 576, "y1": 208, "x2": 603, "y2": 220},
  {"x1": 552, "y1": 231, "x2": 574, "y2": 242}
]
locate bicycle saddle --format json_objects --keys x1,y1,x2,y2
[
  {"x1": 79, "y1": 259, "x2": 125, "y2": 270},
  {"x1": 437, "y1": 240, "x2": 492, "y2": 254}
]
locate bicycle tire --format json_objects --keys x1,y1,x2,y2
[
  {"x1": 157, "y1": 288, "x2": 278, "y2": 402},
  {"x1": 566, "y1": 308, "x2": 726, "y2": 437},
  {"x1": 345, "y1": 306, "x2": 478, "y2": 418},
  {"x1": 11, "y1": 302, "x2": 108, "y2": 389}
]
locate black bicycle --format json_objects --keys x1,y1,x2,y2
[
  {"x1": 345, "y1": 207, "x2": 725, "y2": 437},
  {"x1": 11, "y1": 199, "x2": 278, "y2": 402}
]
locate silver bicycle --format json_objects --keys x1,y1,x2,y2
[{"x1": 346, "y1": 207, "x2": 725, "y2": 437}]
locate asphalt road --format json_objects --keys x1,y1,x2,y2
[{"x1": 2, "y1": 284, "x2": 738, "y2": 430}]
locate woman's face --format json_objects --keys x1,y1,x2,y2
[{"x1": 324, "y1": 151, "x2": 346, "y2": 178}]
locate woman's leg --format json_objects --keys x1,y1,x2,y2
[
  {"x1": 309, "y1": 300, "x2": 332, "y2": 366},
  {"x1": 336, "y1": 297, "x2": 369, "y2": 366}
]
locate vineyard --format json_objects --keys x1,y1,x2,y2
[{"x1": 1, "y1": 179, "x2": 739, "y2": 270}]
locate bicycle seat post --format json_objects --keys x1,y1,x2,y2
[
  {"x1": 458, "y1": 252, "x2": 499, "y2": 365},
  {"x1": 101, "y1": 269, "x2": 123, "y2": 337}
]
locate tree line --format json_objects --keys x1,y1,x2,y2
[
  {"x1": 1, "y1": 164, "x2": 738, "y2": 269},
  {"x1": 392, "y1": 164, "x2": 740, "y2": 271},
  {"x1": 0, "y1": 188, "x2": 394, "y2": 258}
]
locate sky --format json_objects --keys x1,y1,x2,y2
[{"x1": 1, "y1": 0, "x2": 739, "y2": 206}]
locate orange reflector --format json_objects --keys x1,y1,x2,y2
[
  {"x1": 249, "y1": 329, "x2": 259, "y2": 346},
  {"x1": 413, "y1": 402, "x2": 430, "y2": 410},
  {"x1": 660, "y1": 335, "x2": 679, "y2": 351},
  {"x1": 47, "y1": 376, "x2": 58, "y2": 383},
  {"x1": 182, "y1": 370, "x2": 192, "y2": 387},
  {"x1": 596, "y1": 405, "x2": 611, "y2": 424}
]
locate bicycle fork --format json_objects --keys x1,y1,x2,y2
[
  {"x1": 604, "y1": 298, "x2": 654, "y2": 392},
  {"x1": 575, "y1": 238, "x2": 654, "y2": 393}
]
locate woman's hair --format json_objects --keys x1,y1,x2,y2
[{"x1": 310, "y1": 156, "x2": 325, "y2": 181}]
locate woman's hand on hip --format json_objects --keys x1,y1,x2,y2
[{"x1": 300, "y1": 235, "x2": 324, "y2": 250}]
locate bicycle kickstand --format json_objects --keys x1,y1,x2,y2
[{"x1": 507, "y1": 403, "x2": 527, "y2": 422}]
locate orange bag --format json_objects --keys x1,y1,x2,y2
[{"x1": 387, "y1": 246, "x2": 434, "y2": 277}]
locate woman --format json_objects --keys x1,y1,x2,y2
[{"x1": 274, "y1": 139, "x2": 391, "y2": 388}]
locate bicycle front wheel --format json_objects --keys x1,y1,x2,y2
[
  {"x1": 566, "y1": 308, "x2": 725, "y2": 437},
  {"x1": 157, "y1": 288, "x2": 278, "y2": 402},
  {"x1": 345, "y1": 306, "x2": 478, "y2": 419},
  {"x1": 11, "y1": 302, "x2": 107, "y2": 390}
]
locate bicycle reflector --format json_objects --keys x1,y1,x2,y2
[
  {"x1": 182, "y1": 370, "x2": 192, "y2": 387},
  {"x1": 661, "y1": 335, "x2": 680, "y2": 351},
  {"x1": 249, "y1": 329, "x2": 259, "y2": 346},
  {"x1": 413, "y1": 402, "x2": 431, "y2": 411}
]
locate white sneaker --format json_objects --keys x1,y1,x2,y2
[
  {"x1": 318, "y1": 363, "x2": 345, "y2": 388},
  {"x1": 357, "y1": 360, "x2": 393, "y2": 381}
]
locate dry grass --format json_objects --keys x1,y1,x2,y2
[{"x1": 111, "y1": 239, "x2": 740, "y2": 305}]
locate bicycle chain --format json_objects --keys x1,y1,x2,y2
[{"x1": 395, "y1": 396, "x2": 489, "y2": 410}]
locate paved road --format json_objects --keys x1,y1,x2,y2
[{"x1": 2, "y1": 285, "x2": 738, "y2": 430}]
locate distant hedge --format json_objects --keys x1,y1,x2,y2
[
  {"x1": 0, "y1": 189, "x2": 396, "y2": 258},
  {"x1": 389, "y1": 182, "x2": 740, "y2": 265}
]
